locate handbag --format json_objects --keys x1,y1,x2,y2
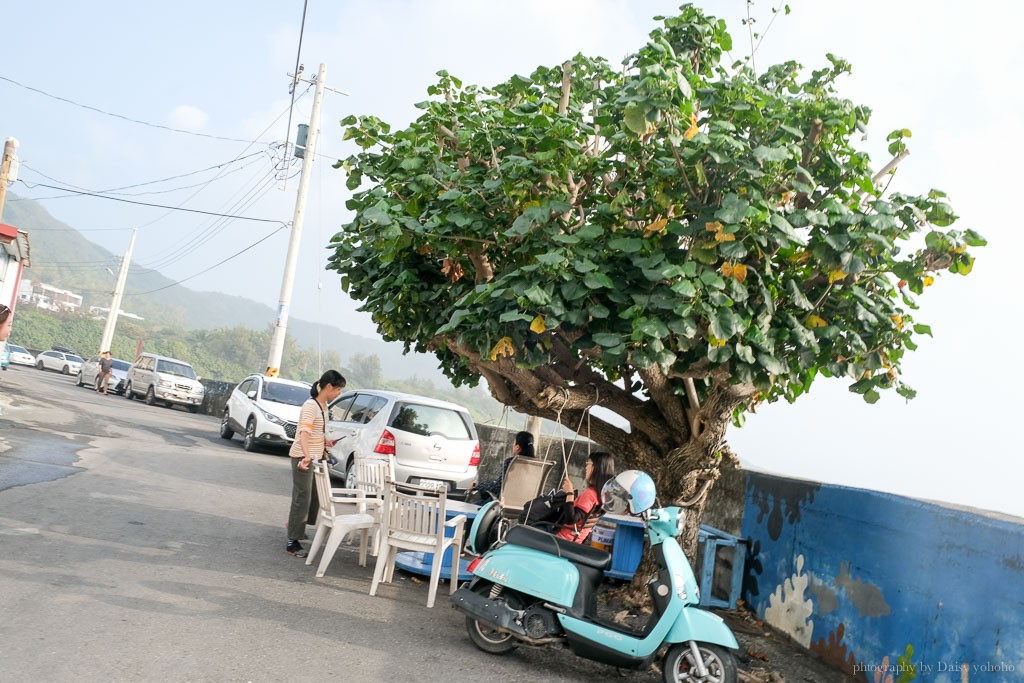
[{"x1": 518, "y1": 489, "x2": 569, "y2": 526}]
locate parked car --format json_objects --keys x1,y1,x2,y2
[
  {"x1": 124, "y1": 352, "x2": 205, "y2": 412},
  {"x1": 51, "y1": 344, "x2": 79, "y2": 356},
  {"x1": 77, "y1": 355, "x2": 132, "y2": 394},
  {"x1": 1, "y1": 342, "x2": 8, "y2": 370},
  {"x1": 219, "y1": 374, "x2": 312, "y2": 452},
  {"x1": 5, "y1": 343, "x2": 36, "y2": 367},
  {"x1": 326, "y1": 390, "x2": 480, "y2": 496},
  {"x1": 36, "y1": 349, "x2": 85, "y2": 375}
]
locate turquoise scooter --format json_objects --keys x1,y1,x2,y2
[{"x1": 450, "y1": 470, "x2": 739, "y2": 683}]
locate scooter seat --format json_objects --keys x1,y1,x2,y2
[{"x1": 505, "y1": 524, "x2": 612, "y2": 571}]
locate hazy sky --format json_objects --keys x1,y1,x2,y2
[{"x1": 3, "y1": 1, "x2": 1022, "y2": 517}]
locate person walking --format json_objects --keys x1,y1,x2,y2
[
  {"x1": 96, "y1": 351, "x2": 113, "y2": 394},
  {"x1": 285, "y1": 370, "x2": 346, "y2": 557}
]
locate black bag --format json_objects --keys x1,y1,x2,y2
[{"x1": 518, "y1": 489, "x2": 568, "y2": 526}]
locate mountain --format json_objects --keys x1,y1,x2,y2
[{"x1": 3, "y1": 193, "x2": 450, "y2": 382}]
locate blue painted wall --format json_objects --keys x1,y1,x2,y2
[{"x1": 742, "y1": 472, "x2": 1024, "y2": 682}]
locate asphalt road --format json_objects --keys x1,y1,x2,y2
[{"x1": 0, "y1": 365, "x2": 660, "y2": 683}]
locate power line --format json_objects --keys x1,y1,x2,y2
[
  {"x1": 282, "y1": 0, "x2": 311, "y2": 173},
  {"x1": 21, "y1": 182, "x2": 283, "y2": 223},
  {"x1": 15, "y1": 152, "x2": 268, "y2": 200},
  {"x1": 125, "y1": 225, "x2": 288, "y2": 296},
  {"x1": 0, "y1": 74, "x2": 264, "y2": 144}
]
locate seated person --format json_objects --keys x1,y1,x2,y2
[
  {"x1": 552, "y1": 451, "x2": 616, "y2": 544},
  {"x1": 470, "y1": 431, "x2": 534, "y2": 501}
]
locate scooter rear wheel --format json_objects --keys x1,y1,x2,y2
[
  {"x1": 662, "y1": 642, "x2": 737, "y2": 683},
  {"x1": 465, "y1": 583, "x2": 518, "y2": 655}
]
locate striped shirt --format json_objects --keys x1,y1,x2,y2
[{"x1": 289, "y1": 398, "x2": 326, "y2": 460}]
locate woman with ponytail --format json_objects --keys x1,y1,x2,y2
[{"x1": 285, "y1": 370, "x2": 346, "y2": 557}]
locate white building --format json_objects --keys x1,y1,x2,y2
[{"x1": 17, "y1": 279, "x2": 83, "y2": 312}]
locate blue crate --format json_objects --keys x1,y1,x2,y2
[
  {"x1": 597, "y1": 516, "x2": 747, "y2": 611},
  {"x1": 697, "y1": 524, "x2": 747, "y2": 609}
]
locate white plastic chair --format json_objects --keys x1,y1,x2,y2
[
  {"x1": 369, "y1": 480, "x2": 466, "y2": 608},
  {"x1": 306, "y1": 461, "x2": 378, "y2": 578},
  {"x1": 351, "y1": 458, "x2": 392, "y2": 554}
]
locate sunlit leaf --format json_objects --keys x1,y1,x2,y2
[
  {"x1": 488, "y1": 337, "x2": 516, "y2": 361},
  {"x1": 530, "y1": 315, "x2": 546, "y2": 334}
]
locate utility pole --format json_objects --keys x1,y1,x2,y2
[
  {"x1": 0, "y1": 137, "x2": 20, "y2": 222},
  {"x1": 266, "y1": 62, "x2": 326, "y2": 377},
  {"x1": 99, "y1": 228, "x2": 137, "y2": 354}
]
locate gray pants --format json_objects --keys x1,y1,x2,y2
[{"x1": 287, "y1": 458, "x2": 317, "y2": 540}]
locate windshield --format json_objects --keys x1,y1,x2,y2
[
  {"x1": 112, "y1": 359, "x2": 131, "y2": 371},
  {"x1": 263, "y1": 381, "x2": 310, "y2": 406},
  {"x1": 68, "y1": 355, "x2": 84, "y2": 363},
  {"x1": 9, "y1": 345, "x2": 26, "y2": 353},
  {"x1": 156, "y1": 360, "x2": 197, "y2": 379}
]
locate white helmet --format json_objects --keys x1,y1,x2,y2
[{"x1": 601, "y1": 470, "x2": 657, "y2": 515}]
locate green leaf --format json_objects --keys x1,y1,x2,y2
[
  {"x1": 593, "y1": 333, "x2": 622, "y2": 348},
  {"x1": 576, "y1": 224, "x2": 604, "y2": 240},
  {"x1": 583, "y1": 271, "x2": 615, "y2": 289},
  {"x1": 710, "y1": 309, "x2": 743, "y2": 339},
  {"x1": 534, "y1": 252, "x2": 565, "y2": 265},
  {"x1": 786, "y1": 280, "x2": 813, "y2": 310},
  {"x1": 757, "y1": 352, "x2": 787, "y2": 375},
  {"x1": 864, "y1": 389, "x2": 881, "y2": 404},
  {"x1": 667, "y1": 317, "x2": 697, "y2": 337},
  {"x1": 524, "y1": 285, "x2": 551, "y2": 305},
  {"x1": 753, "y1": 145, "x2": 790, "y2": 162},
  {"x1": 912, "y1": 323, "x2": 932, "y2": 336},
  {"x1": 624, "y1": 103, "x2": 650, "y2": 134},
  {"x1": 770, "y1": 214, "x2": 806, "y2": 245},
  {"x1": 736, "y1": 343, "x2": 756, "y2": 364},
  {"x1": 608, "y1": 237, "x2": 644, "y2": 253},
  {"x1": 715, "y1": 193, "x2": 750, "y2": 223}
]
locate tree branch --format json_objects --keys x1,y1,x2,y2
[{"x1": 558, "y1": 60, "x2": 572, "y2": 116}]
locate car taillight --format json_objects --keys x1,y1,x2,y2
[
  {"x1": 374, "y1": 429, "x2": 396, "y2": 456},
  {"x1": 466, "y1": 557, "x2": 482, "y2": 573},
  {"x1": 469, "y1": 442, "x2": 480, "y2": 467}
]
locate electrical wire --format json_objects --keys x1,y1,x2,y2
[
  {"x1": 124, "y1": 224, "x2": 288, "y2": 296},
  {"x1": 16, "y1": 152, "x2": 268, "y2": 200},
  {"x1": 0, "y1": 74, "x2": 265, "y2": 143},
  {"x1": 19, "y1": 182, "x2": 282, "y2": 223},
  {"x1": 281, "y1": 0, "x2": 310, "y2": 173}
]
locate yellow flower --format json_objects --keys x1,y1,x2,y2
[
  {"x1": 488, "y1": 337, "x2": 516, "y2": 361},
  {"x1": 708, "y1": 334, "x2": 727, "y2": 347},
  {"x1": 683, "y1": 113, "x2": 699, "y2": 140}
]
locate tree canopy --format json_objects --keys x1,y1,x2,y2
[{"x1": 327, "y1": 4, "x2": 982, "y2": 514}]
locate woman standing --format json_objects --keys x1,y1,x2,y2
[
  {"x1": 555, "y1": 451, "x2": 616, "y2": 544},
  {"x1": 285, "y1": 370, "x2": 346, "y2": 557}
]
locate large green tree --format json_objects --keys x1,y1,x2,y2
[{"x1": 327, "y1": 5, "x2": 982, "y2": 554}]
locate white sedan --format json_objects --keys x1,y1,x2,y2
[
  {"x1": 6, "y1": 343, "x2": 36, "y2": 366},
  {"x1": 36, "y1": 350, "x2": 84, "y2": 375}
]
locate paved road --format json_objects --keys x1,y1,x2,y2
[{"x1": 0, "y1": 366, "x2": 658, "y2": 683}]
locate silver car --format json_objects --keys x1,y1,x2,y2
[
  {"x1": 35, "y1": 350, "x2": 84, "y2": 375},
  {"x1": 77, "y1": 356, "x2": 131, "y2": 394},
  {"x1": 326, "y1": 390, "x2": 480, "y2": 495}
]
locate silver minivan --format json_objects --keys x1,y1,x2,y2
[
  {"x1": 326, "y1": 390, "x2": 480, "y2": 495},
  {"x1": 125, "y1": 352, "x2": 205, "y2": 412}
]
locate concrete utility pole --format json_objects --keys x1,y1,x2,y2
[
  {"x1": 266, "y1": 62, "x2": 326, "y2": 377},
  {"x1": 0, "y1": 137, "x2": 20, "y2": 222},
  {"x1": 99, "y1": 228, "x2": 137, "y2": 354}
]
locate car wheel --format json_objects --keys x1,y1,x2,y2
[
  {"x1": 124, "y1": 381, "x2": 133, "y2": 399},
  {"x1": 36, "y1": 360, "x2": 44, "y2": 370},
  {"x1": 76, "y1": 371, "x2": 84, "y2": 387},
  {"x1": 145, "y1": 386, "x2": 157, "y2": 406},
  {"x1": 187, "y1": 405, "x2": 199, "y2": 414},
  {"x1": 243, "y1": 418, "x2": 259, "y2": 452},
  {"x1": 344, "y1": 459, "x2": 357, "y2": 489},
  {"x1": 219, "y1": 410, "x2": 235, "y2": 439},
  {"x1": 62, "y1": 365, "x2": 70, "y2": 375}
]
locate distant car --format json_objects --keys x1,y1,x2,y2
[
  {"x1": 326, "y1": 390, "x2": 480, "y2": 496},
  {"x1": 1, "y1": 342, "x2": 8, "y2": 370},
  {"x1": 220, "y1": 375, "x2": 312, "y2": 452},
  {"x1": 124, "y1": 352, "x2": 205, "y2": 412},
  {"x1": 77, "y1": 356, "x2": 131, "y2": 394},
  {"x1": 51, "y1": 344, "x2": 79, "y2": 356},
  {"x1": 36, "y1": 350, "x2": 84, "y2": 375},
  {"x1": 5, "y1": 343, "x2": 36, "y2": 367}
]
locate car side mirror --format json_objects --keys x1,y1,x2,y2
[{"x1": 246, "y1": 390, "x2": 257, "y2": 399}]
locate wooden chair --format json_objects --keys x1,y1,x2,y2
[
  {"x1": 369, "y1": 480, "x2": 467, "y2": 608},
  {"x1": 306, "y1": 461, "x2": 378, "y2": 578}
]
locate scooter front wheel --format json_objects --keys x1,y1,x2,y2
[
  {"x1": 663, "y1": 641, "x2": 737, "y2": 683},
  {"x1": 465, "y1": 583, "x2": 518, "y2": 655}
]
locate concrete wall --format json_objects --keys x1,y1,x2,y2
[
  {"x1": 474, "y1": 423, "x2": 590, "y2": 491},
  {"x1": 742, "y1": 471, "x2": 1024, "y2": 681}
]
